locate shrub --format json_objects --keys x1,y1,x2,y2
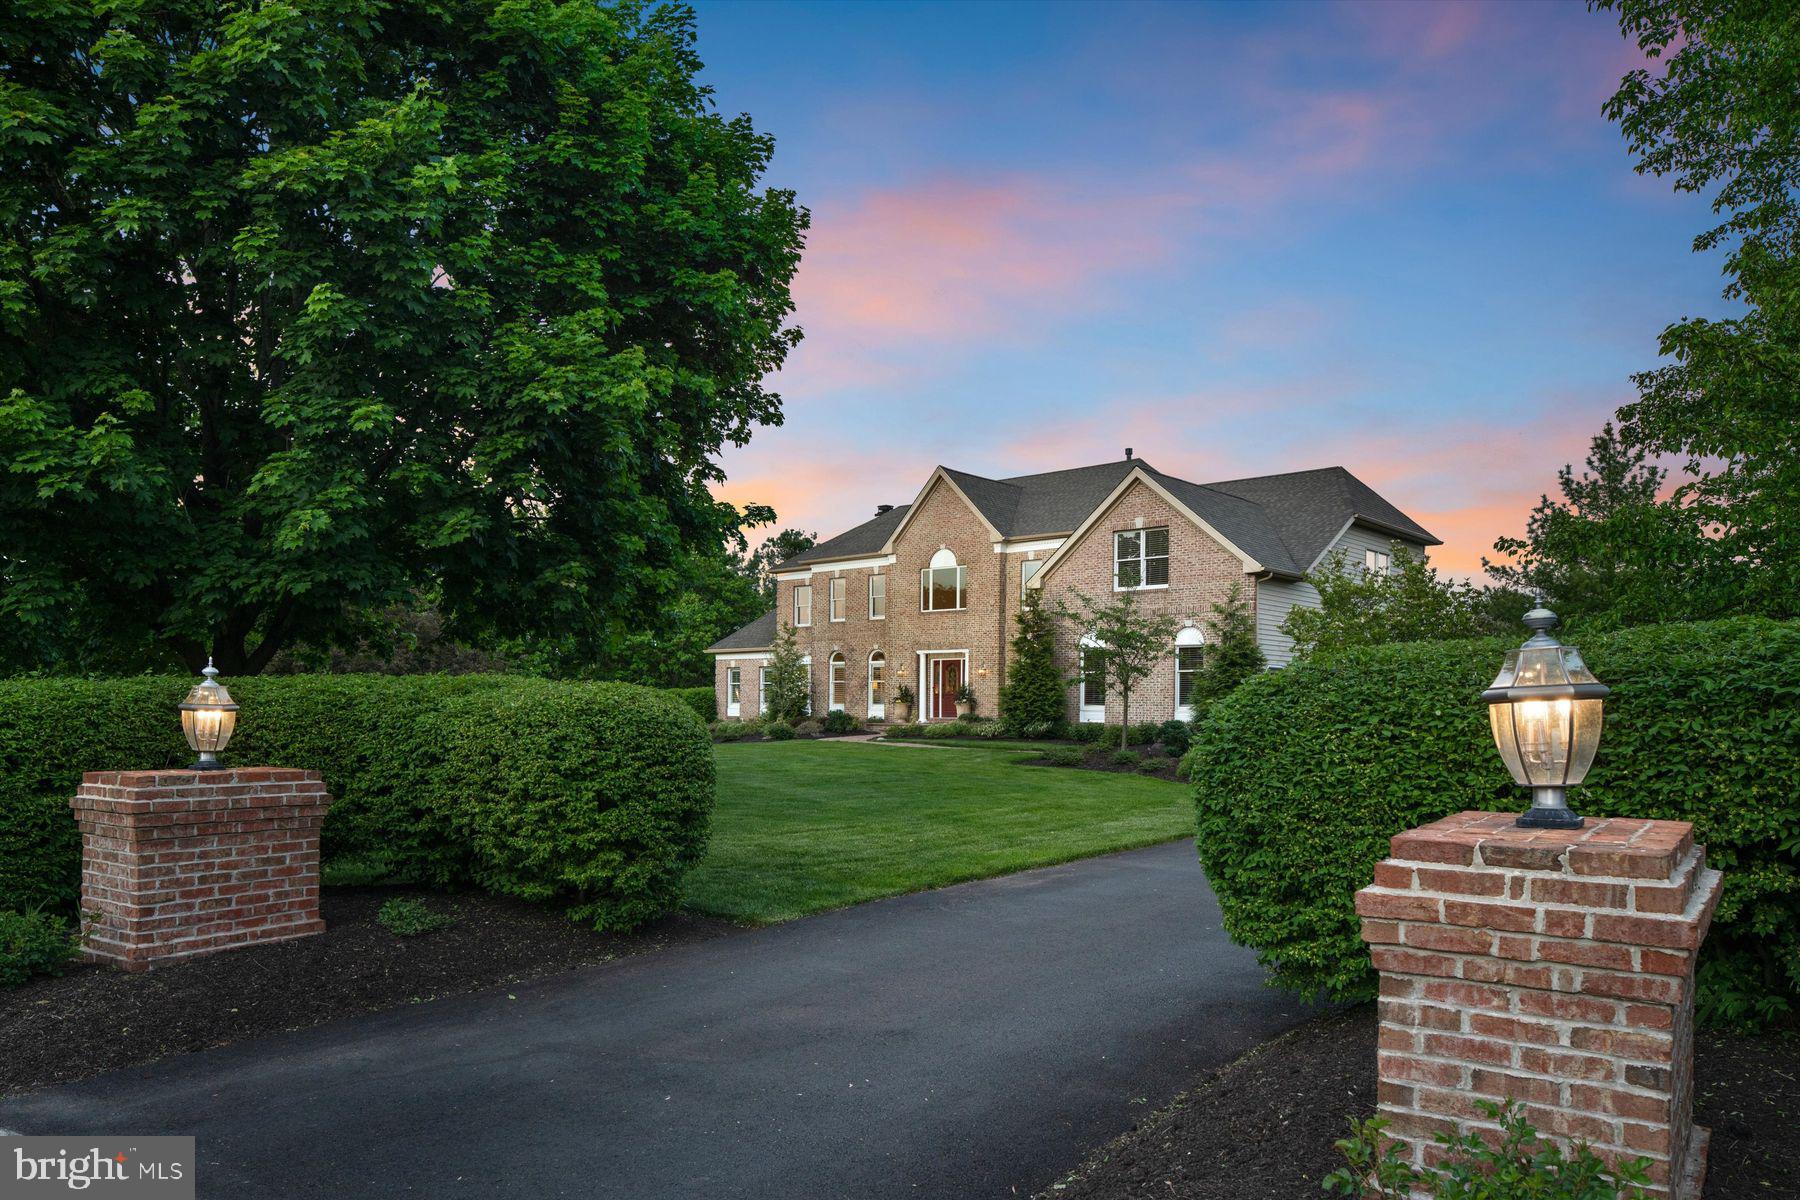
[
  {"x1": 0, "y1": 676, "x2": 714, "y2": 933},
  {"x1": 821, "y1": 709, "x2": 860, "y2": 735},
  {"x1": 1324, "y1": 1101, "x2": 1652, "y2": 1199},
  {"x1": 1157, "y1": 720, "x2": 1191, "y2": 756},
  {"x1": 0, "y1": 909, "x2": 78, "y2": 986},
  {"x1": 376, "y1": 897, "x2": 455, "y2": 937},
  {"x1": 1043, "y1": 746, "x2": 1084, "y2": 767},
  {"x1": 1190, "y1": 618, "x2": 1800, "y2": 1026},
  {"x1": 762, "y1": 720, "x2": 796, "y2": 741},
  {"x1": 662, "y1": 686, "x2": 715, "y2": 723},
  {"x1": 882, "y1": 723, "x2": 926, "y2": 739},
  {"x1": 1136, "y1": 759, "x2": 1167, "y2": 774},
  {"x1": 1109, "y1": 749, "x2": 1141, "y2": 769},
  {"x1": 792, "y1": 718, "x2": 824, "y2": 738},
  {"x1": 1174, "y1": 748, "x2": 1199, "y2": 782},
  {"x1": 1070, "y1": 722, "x2": 1111, "y2": 744},
  {"x1": 1001, "y1": 598, "x2": 1065, "y2": 731},
  {"x1": 1127, "y1": 721, "x2": 1162, "y2": 747},
  {"x1": 919, "y1": 722, "x2": 961, "y2": 739},
  {"x1": 1003, "y1": 718, "x2": 1063, "y2": 740},
  {"x1": 709, "y1": 720, "x2": 749, "y2": 743}
]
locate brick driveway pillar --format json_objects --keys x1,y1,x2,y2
[
  {"x1": 72, "y1": 768, "x2": 333, "y2": 971},
  {"x1": 1356, "y1": 811, "x2": 1722, "y2": 1199}
]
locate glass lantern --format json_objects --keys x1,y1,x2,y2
[
  {"x1": 1483, "y1": 607, "x2": 1608, "y2": 829},
  {"x1": 179, "y1": 659, "x2": 239, "y2": 771}
]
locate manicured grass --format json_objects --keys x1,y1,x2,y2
[
  {"x1": 877, "y1": 737, "x2": 1072, "y2": 752},
  {"x1": 683, "y1": 740, "x2": 1193, "y2": 924}
]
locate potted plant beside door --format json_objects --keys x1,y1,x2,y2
[
  {"x1": 955, "y1": 684, "x2": 977, "y2": 718},
  {"x1": 892, "y1": 683, "x2": 914, "y2": 723}
]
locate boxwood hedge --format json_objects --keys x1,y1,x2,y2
[
  {"x1": 0, "y1": 676, "x2": 713, "y2": 932},
  {"x1": 1189, "y1": 617, "x2": 1800, "y2": 1027},
  {"x1": 662, "y1": 686, "x2": 716, "y2": 723}
]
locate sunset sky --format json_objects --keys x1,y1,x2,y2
[{"x1": 693, "y1": 0, "x2": 1724, "y2": 577}]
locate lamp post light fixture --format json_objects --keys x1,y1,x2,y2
[
  {"x1": 179, "y1": 658, "x2": 240, "y2": 771},
  {"x1": 1483, "y1": 607, "x2": 1608, "y2": 829}
]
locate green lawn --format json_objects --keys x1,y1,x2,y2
[{"x1": 682, "y1": 740, "x2": 1193, "y2": 924}]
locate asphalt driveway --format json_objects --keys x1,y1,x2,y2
[{"x1": 0, "y1": 840, "x2": 1313, "y2": 1198}]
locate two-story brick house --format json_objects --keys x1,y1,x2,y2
[{"x1": 707, "y1": 454, "x2": 1437, "y2": 724}]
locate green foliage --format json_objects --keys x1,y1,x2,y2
[
  {"x1": 1042, "y1": 746, "x2": 1084, "y2": 767},
  {"x1": 1001, "y1": 597, "x2": 1067, "y2": 734},
  {"x1": 1157, "y1": 720, "x2": 1191, "y2": 756},
  {"x1": 1324, "y1": 1101, "x2": 1652, "y2": 1199},
  {"x1": 954, "y1": 684, "x2": 977, "y2": 709},
  {"x1": 0, "y1": 675, "x2": 713, "y2": 931},
  {"x1": 1110, "y1": 749, "x2": 1141, "y2": 769},
  {"x1": 709, "y1": 720, "x2": 750, "y2": 743},
  {"x1": 1188, "y1": 584, "x2": 1265, "y2": 716},
  {"x1": 663, "y1": 687, "x2": 716, "y2": 724},
  {"x1": 0, "y1": 908, "x2": 78, "y2": 986},
  {"x1": 1070, "y1": 723, "x2": 1112, "y2": 744},
  {"x1": 1191, "y1": 618, "x2": 1800, "y2": 1026},
  {"x1": 1055, "y1": 590, "x2": 1182, "y2": 748},
  {"x1": 882, "y1": 723, "x2": 925, "y2": 740},
  {"x1": 762, "y1": 720, "x2": 796, "y2": 741},
  {"x1": 0, "y1": 2, "x2": 806, "y2": 676},
  {"x1": 792, "y1": 718, "x2": 823, "y2": 739},
  {"x1": 376, "y1": 897, "x2": 455, "y2": 938},
  {"x1": 733, "y1": 529, "x2": 817, "y2": 607},
  {"x1": 892, "y1": 683, "x2": 916, "y2": 708},
  {"x1": 1592, "y1": 3, "x2": 1800, "y2": 620},
  {"x1": 1290, "y1": 544, "x2": 1524, "y2": 658},
  {"x1": 763, "y1": 623, "x2": 811, "y2": 722},
  {"x1": 821, "y1": 709, "x2": 860, "y2": 735},
  {"x1": 1486, "y1": 425, "x2": 1735, "y2": 629}
]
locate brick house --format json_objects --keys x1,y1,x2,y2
[{"x1": 708, "y1": 454, "x2": 1438, "y2": 724}]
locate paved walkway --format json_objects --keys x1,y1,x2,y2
[{"x1": 1, "y1": 841, "x2": 1313, "y2": 1199}]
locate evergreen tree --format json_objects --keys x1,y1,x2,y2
[
  {"x1": 1190, "y1": 585, "x2": 1264, "y2": 719},
  {"x1": 999, "y1": 596, "x2": 1065, "y2": 734},
  {"x1": 762, "y1": 621, "x2": 811, "y2": 723}
]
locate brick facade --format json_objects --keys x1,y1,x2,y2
[
  {"x1": 1357, "y1": 811, "x2": 1722, "y2": 1198},
  {"x1": 1034, "y1": 478, "x2": 1256, "y2": 725},
  {"x1": 71, "y1": 768, "x2": 332, "y2": 970},
  {"x1": 724, "y1": 474, "x2": 1262, "y2": 725}
]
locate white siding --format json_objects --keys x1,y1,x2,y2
[
  {"x1": 1256, "y1": 577, "x2": 1320, "y2": 668},
  {"x1": 1258, "y1": 524, "x2": 1431, "y2": 667}
]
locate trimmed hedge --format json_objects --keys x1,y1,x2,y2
[
  {"x1": 1189, "y1": 618, "x2": 1800, "y2": 1027},
  {"x1": 0, "y1": 676, "x2": 713, "y2": 932},
  {"x1": 662, "y1": 686, "x2": 715, "y2": 723}
]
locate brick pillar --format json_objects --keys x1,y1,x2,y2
[
  {"x1": 1356, "y1": 811, "x2": 1722, "y2": 1199},
  {"x1": 72, "y1": 768, "x2": 332, "y2": 971}
]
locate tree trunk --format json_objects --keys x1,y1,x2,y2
[{"x1": 1121, "y1": 685, "x2": 1131, "y2": 749}]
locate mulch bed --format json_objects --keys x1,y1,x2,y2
[
  {"x1": 0, "y1": 887, "x2": 731, "y2": 1097},
  {"x1": 1036, "y1": 1003, "x2": 1798, "y2": 1199}
]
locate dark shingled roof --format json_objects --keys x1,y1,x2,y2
[
  {"x1": 706, "y1": 607, "x2": 777, "y2": 652},
  {"x1": 771, "y1": 457, "x2": 1437, "y2": 581},
  {"x1": 1206, "y1": 466, "x2": 1440, "y2": 570}
]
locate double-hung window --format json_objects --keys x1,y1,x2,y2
[
  {"x1": 829, "y1": 652, "x2": 847, "y2": 711},
  {"x1": 1175, "y1": 627, "x2": 1204, "y2": 718},
  {"x1": 920, "y1": 548, "x2": 966, "y2": 612},
  {"x1": 868, "y1": 574, "x2": 887, "y2": 620},
  {"x1": 793, "y1": 584, "x2": 813, "y2": 626},
  {"x1": 1019, "y1": 559, "x2": 1043, "y2": 605},
  {"x1": 1364, "y1": 549, "x2": 1391, "y2": 574},
  {"x1": 726, "y1": 666, "x2": 742, "y2": 717},
  {"x1": 1114, "y1": 527, "x2": 1169, "y2": 590},
  {"x1": 829, "y1": 577, "x2": 846, "y2": 622}
]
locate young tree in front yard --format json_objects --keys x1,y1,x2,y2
[
  {"x1": 762, "y1": 622, "x2": 812, "y2": 723},
  {"x1": 1284, "y1": 545, "x2": 1525, "y2": 659},
  {"x1": 1055, "y1": 591, "x2": 1180, "y2": 749},
  {"x1": 1188, "y1": 584, "x2": 1265, "y2": 719},
  {"x1": 999, "y1": 596, "x2": 1066, "y2": 734},
  {"x1": 0, "y1": 3, "x2": 807, "y2": 675}
]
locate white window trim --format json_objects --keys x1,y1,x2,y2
[
  {"x1": 793, "y1": 584, "x2": 813, "y2": 627},
  {"x1": 828, "y1": 652, "x2": 847, "y2": 711},
  {"x1": 868, "y1": 650, "x2": 886, "y2": 719},
  {"x1": 726, "y1": 666, "x2": 742, "y2": 718},
  {"x1": 868, "y1": 573, "x2": 886, "y2": 620},
  {"x1": 1174, "y1": 626, "x2": 1204, "y2": 722},
  {"x1": 919, "y1": 564, "x2": 968, "y2": 612},
  {"x1": 1113, "y1": 527, "x2": 1171, "y2": 592},
  {"x1": 828, "y1": 577, "x2": 846, "y2": 623},
  {"x1": 759, "y1": 666, "x2": 770, "y2": 714},
  {"x1": 1364, "y1": 548, "x2": 1391, "y2": 574},
  {"x1": 1078, "y1": 634, "x2": 1106, "y2": 723}
]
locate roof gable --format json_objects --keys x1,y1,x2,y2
[{"x1": 1205, "y1": 466, "x2": 1439, "y2": 569}]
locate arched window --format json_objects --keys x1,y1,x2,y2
[
  {"x1": 1078, "y1": 633, "x2": 1106, "y2": 723},
  {"x1": 1175, "y1": 626, "x2": 1205, "y2": 719},
  {"x1": 921, "y1": 547, "x2": 966, "y2": 611},
  {"x1": 868, "y1": 651, "x2": 886, "y2": 718},
  {"x1": 829, "y1": 652, "x2": 847, "y2": 711}
]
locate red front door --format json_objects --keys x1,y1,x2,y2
[{"x1": 931, "y1": 658, "x2": 963, "y2": 720}]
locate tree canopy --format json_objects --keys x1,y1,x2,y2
[
  {"x1": 1288, "y1": 546, "x2": 1523, "y2": 659},
  {"x1": 0, "y1": 1, "x2": 807, "y2": 674}
]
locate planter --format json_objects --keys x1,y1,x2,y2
[
  {"x1": 955, "y1": 701, "x2": 973, "y2": 718},
  {"x1": 891, "y1": 702, "x2": 911, "y2": 723}
]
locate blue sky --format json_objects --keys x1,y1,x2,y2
[{"x1": 693, "y1": 0, "x2": 1724, "y2": 574}]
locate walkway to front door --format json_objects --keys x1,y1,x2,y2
[{"x1": 926, "y1": 654, "x2": 963, "y2": 721}]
